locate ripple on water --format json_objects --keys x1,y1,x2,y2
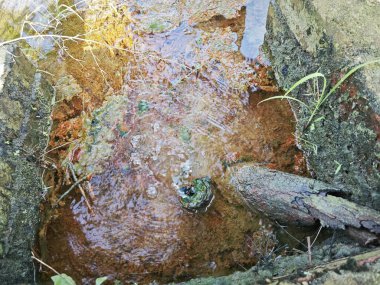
[{"x1": 39, "y1": 2, "x2": 305, "y2": 284}]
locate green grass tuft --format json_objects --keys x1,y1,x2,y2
[{"x1": 259, "y1": 59, "x2": 380, "y2": 130}]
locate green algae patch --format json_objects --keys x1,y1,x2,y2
[
  {"x1": 72, "y1": 95, "x2": 129, "y2": 176},
  {"x1": 179, "y1": 126, "x2": 192, "y2": 143},
  {"x1": 137, "y1": 100, "x2": 150, "y2": 114},
  {"x1": 178, "y1": 177, "x2": 214, "y2": 211},
  {"x1": 148, "y1": 21, "x2": 168, "y2": 33}
]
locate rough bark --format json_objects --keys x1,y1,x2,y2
[{"x1": 228, "y1": 164, "x2": 380, "y2": 234}]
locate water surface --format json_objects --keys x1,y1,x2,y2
[{"x1": 1, "y1": 1, "x2": 306, "y2": 284}]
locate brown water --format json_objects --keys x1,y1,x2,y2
[
  {"x1": 1, "y1": 1, "x2": 306, "y2": 284},
  {"x1": 42, "y1": 89, "x2": 302, "y2": 284}
]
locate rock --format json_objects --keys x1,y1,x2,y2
[
  {"x1": 174, "y1": 240, "x2": 370, "y2": 285},
  {"x1": 178, "y1": 177, "x2": 214, "y2": 211},
  {"x1": 0, "y1": 45, "x2": 53, "y2": 283},
  {"x1": 264, "y1": 0, "x2": 380, "y2": 209}
]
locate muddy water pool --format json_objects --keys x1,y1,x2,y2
[{"x1": 1, "y1": 1, "x2": 306, "y2": 284}]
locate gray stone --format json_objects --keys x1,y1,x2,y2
[
  {"x1": 174, "y1": 241, "x2": 366, "y2": 285},
  {"x1": 264, "y1": 0, "x2": 380, "y2": 209},
  {"x1": 0, "y1": 44, "x2": 53, "y2": 283}
]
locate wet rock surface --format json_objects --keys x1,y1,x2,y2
[
  {"x1": 0, "y1": 45, "x2": 53, "y2": 283},
  {"x1": 264, "y1": 0, "x2": 380, "y2": 209},
  {"x1": 175, "y1": 238, "x2": 371, "y2": 285},
  {"x1": 178, "y1": 177, "x2": 214, "y2": 211}
]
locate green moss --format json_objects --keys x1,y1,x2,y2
[
  {"x1": 138, "y1": 100, "x2": 150, "y2": 114},
  {"x1": 148, "y1": 21, "x2": 167, "y2": 33},
  {"x1": 179, "y1": 126, "x2": 191, "y2": 143},
  {"x1": 178, "y1": 177, "x2": 214, "y2": 211},
  {"x1": 73, "y1": 96, "x2": 128, "y2": 176}
]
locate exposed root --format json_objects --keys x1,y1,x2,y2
[{"x1": 67, "y1": 162, "x2": 93, "y2": 213}]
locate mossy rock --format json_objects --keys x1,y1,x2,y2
[
  {"x1": 178, "y1": 177, "x2": 214, "y2": 211},
  {"x1": 264, "y1": 0, "x2": 380, "y2": 209},
  {"x1": 0, "y1": 45, "x2": 53, "y2": 283}
]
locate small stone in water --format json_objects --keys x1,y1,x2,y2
[
  {"x1": 208, "y1": 261, "x2": 217, "y2": 271},
  {"x1": 178, "y1": 177, "x2": 214, "y2": 211},
  {"x1": 138, "y1": 100, "x2": 150, "y2": 114},
  {"x1": 147, "y1": 185, "x2": 158, "y2": 198}
]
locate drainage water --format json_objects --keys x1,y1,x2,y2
[
  {"x1": 0, "y1": 1, "x2": 306, "y2": 284},
  {"x1": 240, "y1": 0, "x2": 271, "y2": 60}
]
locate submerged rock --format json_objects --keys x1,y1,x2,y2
[
  {"x1": 240, "y1": 0, "x2": 271, "y2": 60},
  {"x1": 179, "y1": 177, "x2": 214, "y2": 211}
]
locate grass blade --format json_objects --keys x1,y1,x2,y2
[
  {"x1": 258, "y1": 95, "x2": 311, "y2": 110},
  {"x1": 284, "y1": 72, "x2": 326, "y2": 97},
  {"x1": 322, "y1": 58, "x2": 380, "y2": 105}
]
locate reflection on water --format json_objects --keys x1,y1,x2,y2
[
  {"x1": 0, "y1": 0, "x2": 68, "y2": 55},
  {"x1": 0, "y1": 0, "x2": 305, "y2": 284},
  {"x1": 240, "y1": 0, "x2": 271, "y2": 60},
  {"x1": 44, "y1": 88, "x2": 300, "y2": 283},
  {"x1": 0, "y1": 0, "x2": 51, "y2": 11}
]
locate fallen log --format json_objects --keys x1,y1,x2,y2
[{"x1": 228, "y1": 164, "x2": 380, "y2": 234}]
